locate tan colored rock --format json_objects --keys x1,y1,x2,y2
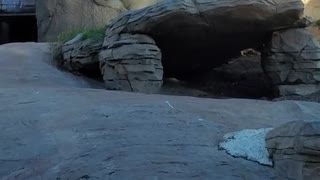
[
  {"x1": 304, "y1": 0, "x2": 320, "y2": 41},
  {"x1": 304, "y1": 0, "x2": 320, "y2": 20},
  {"x1": 122, "y1": 0, "x2": 160, "y2": 10},
  {"x1": 36, "y1": 0, "x2": 125, "y2": 42},
  {"x1": 36, "y1": 0, "x2": 161, "y2": 42}
]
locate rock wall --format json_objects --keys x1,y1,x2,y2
[
  {"x1": 262, "y1": 28, "x2": 320, "y2": 96},
  {"x1": 36, "y1": 0, "x2": 160, "y2": 42}
]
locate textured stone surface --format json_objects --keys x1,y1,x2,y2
[
  {"x1": 60, "y1": 34, "x2": 102, "y2": 73},
  {"x1": 262, "y1": 28, "x2": 320, "y2": 96},
  {"x1": 100, "y1": 33, "x2": 163, "y2": 92},
  {"x1": 266, "y1": 121, "x2": 320, "y2": 180}
]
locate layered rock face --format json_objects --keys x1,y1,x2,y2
[
  {"x1": 266, "y1": 121, "x2": 320, "y2": 180},
  {"x1": 60, "y1": 34, "x2": 102, "y2": 74},
  {"x1": 100, "y1": 34, "x2": 163, "y2": 92},
  {"x1": 36, "y1": 0, "x2": 160, "y2": 42},
  {"x1": 262, "y1": 28, "x2": 320, "y2": 96}
]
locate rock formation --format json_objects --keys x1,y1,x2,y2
[
  {"x1": 266, "y1": 121, "x2": 320, "y2": 180},
  {"x1": 60, "y1": 34, "x2": 102, "y2": 74},
  {"x1": 262, "y1": 28, "x2": 320, "y2": 96},
  {"x1": 100, "y1": 33, "x2": 163, "y2": 92},
  {"x1": 97, "y1": 0, "x2": 307, "y2": 92},
  {"x1": 58, "y1": 0, "x2": 320, "y2": 96}
]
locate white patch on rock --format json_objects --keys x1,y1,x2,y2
[{"x1": 219, "y1": 128, "x2": 274, "y2": 166}]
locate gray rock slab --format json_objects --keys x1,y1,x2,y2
[
  {"x1": 1, "y1": 88, "x2": 320, "y2": 179},
  {"x1": 1, "y1": 42, "x2": 320, "y2": 179}
]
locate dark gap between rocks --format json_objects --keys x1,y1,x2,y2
[
  {"x1": 152, "y1": 26, "x2": 274, "y2": 99},
  {"x1": 0, "y1": 15, "x2": 37, "y2": 44}
]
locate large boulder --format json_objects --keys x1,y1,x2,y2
[
  {"x1": 36, "y1": 0, "x2": 161, "y2": 42},
  {"x1": 266, "y1": 121, "x2": 320, "y2": 180},
  {"x1": 100, "y1": 33, "x2": 163, "y2": 92}
]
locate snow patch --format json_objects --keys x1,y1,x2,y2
[{"x1": 219, "y1": 128, "x2": 273, "y2": 166}]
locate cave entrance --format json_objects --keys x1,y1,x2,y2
[
  {"x1": 157, "y1": 41, "x2": 274, "y2": 99},
  {"x1": 0, "y1": 14, "x2": 37, "y2": 44}
]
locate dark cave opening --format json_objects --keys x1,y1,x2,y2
[
  {"x1": 153, "y1": 31, "x2": 274, "y2": 99},
  {"x1": 0, "y1": 15, "x2": 37, "y2": 44},
  {"x1": 160, "y1": 54, "x2": 274, "y2": 99}
]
